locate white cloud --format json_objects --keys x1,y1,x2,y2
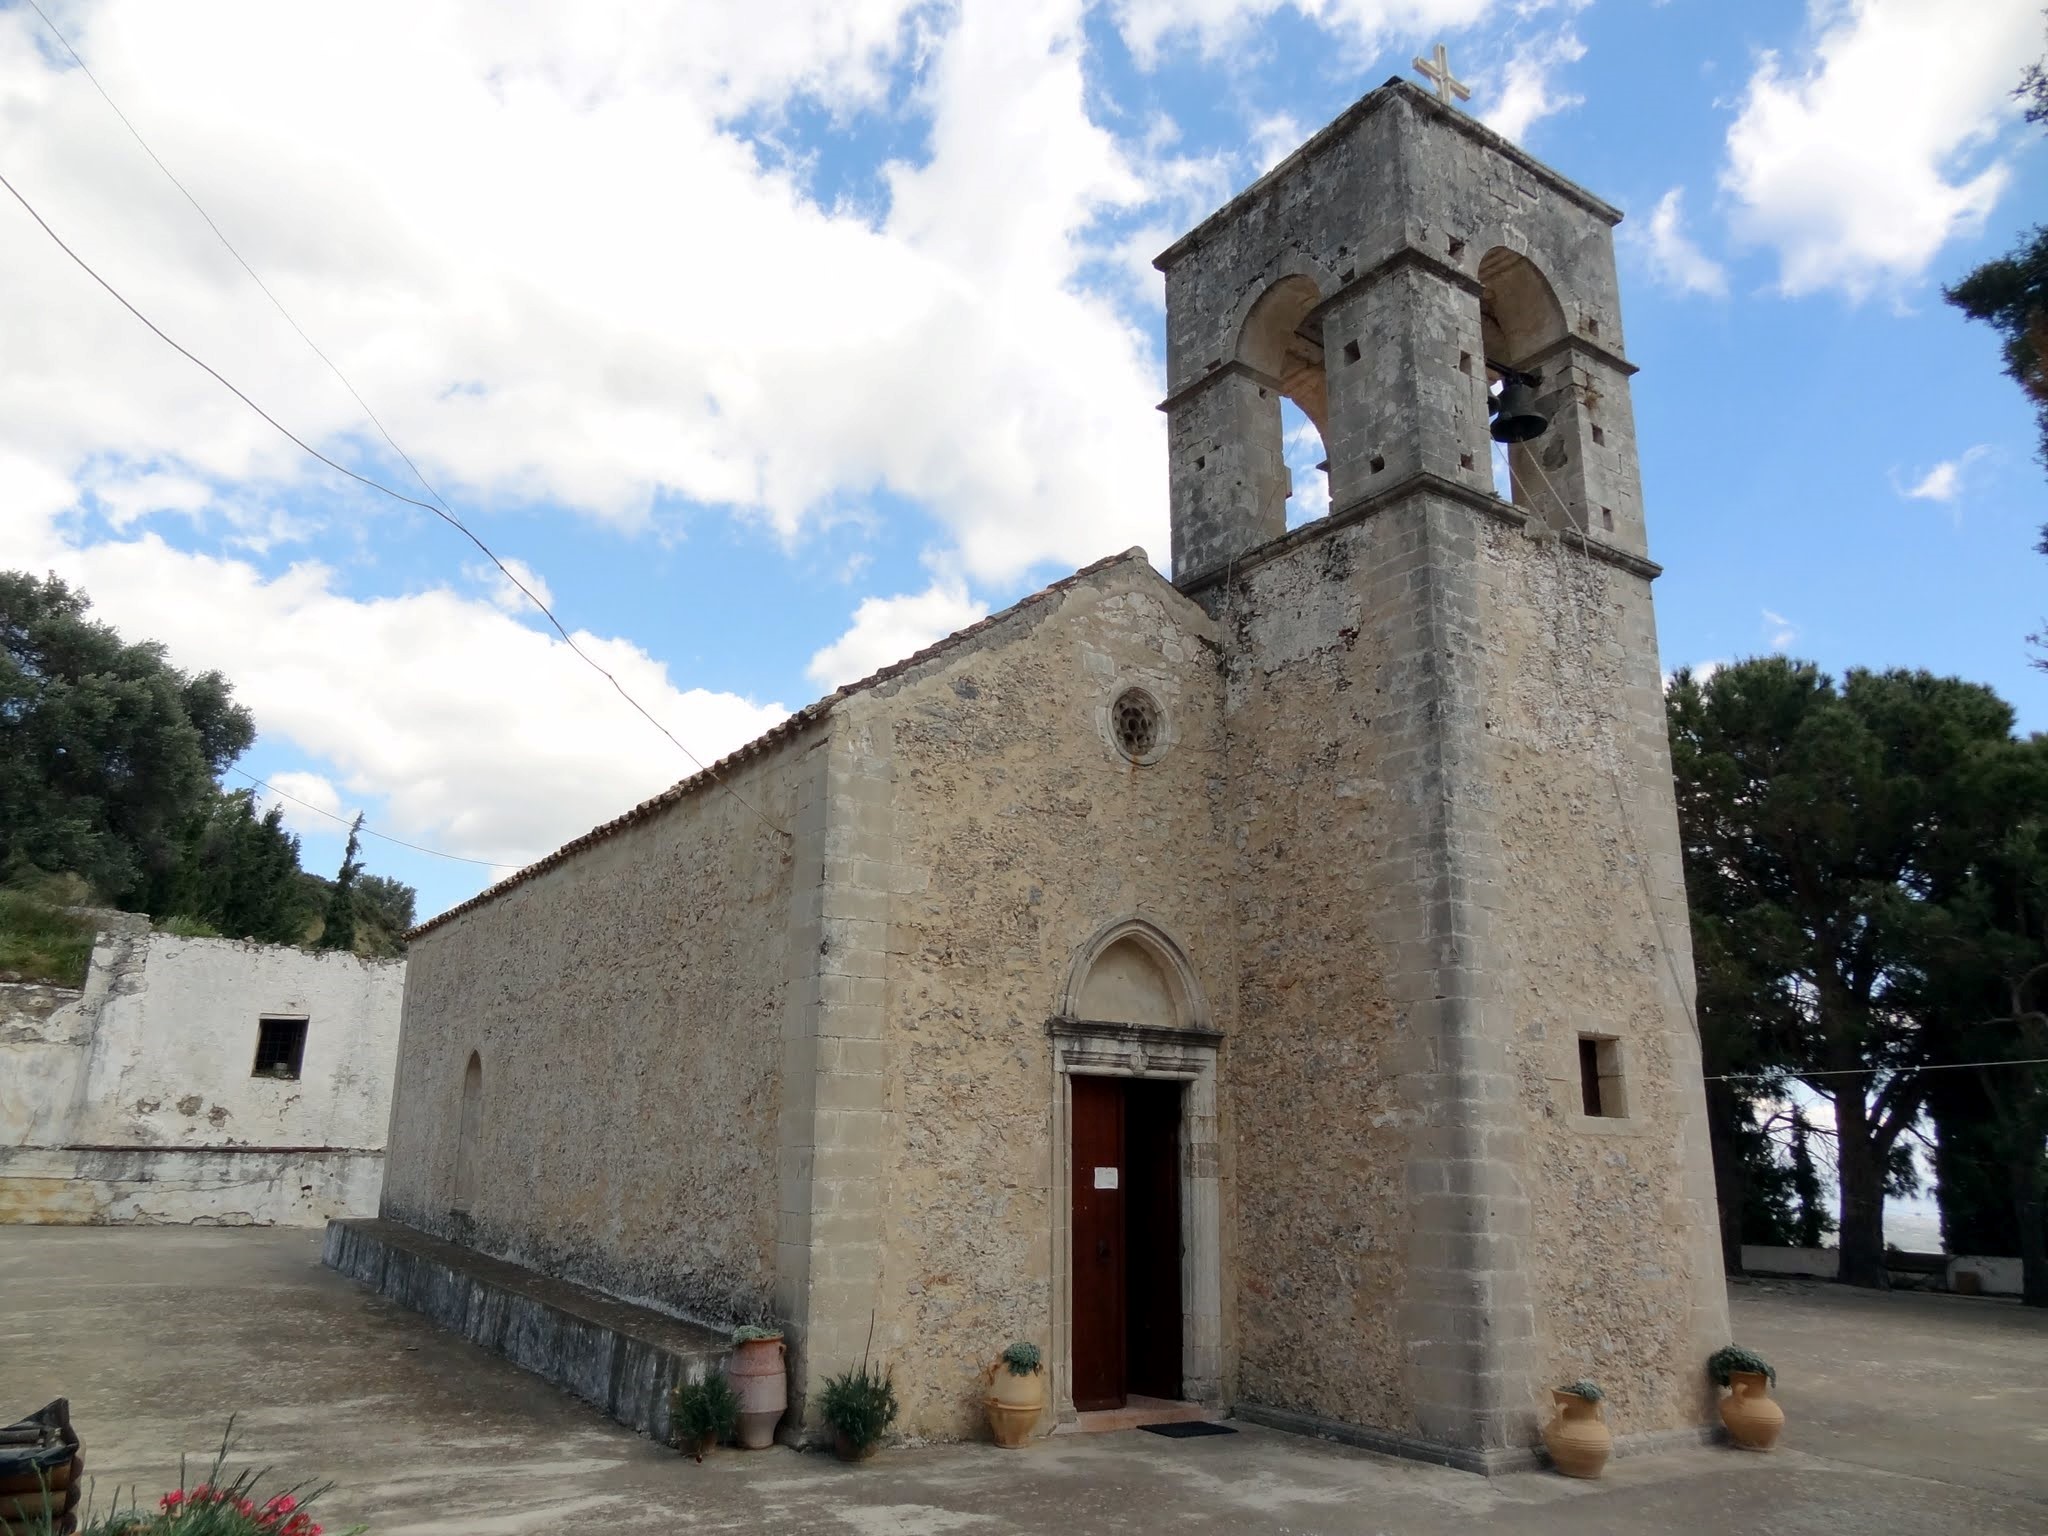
[
  {"x1": 1762, "y1": 608, "x2": 1798, "y2": 651},
  {"x1": 0, "y1": 0, "x2": 1188, "y2": 591},
  {"x1": 1112, "y1": 0, "x2": 1491, "y2": 64},
  {"x1": 1250, "y1": 112, "x2": 1306, "y2": 173},
  {"x1": 1630, "y1": 187, "x2": 1729, "y2": 298},
  {"x1": 807, "y1": 579, "x2": 990, "y2": 691},
  {"x1": 1480, "y1": 27, "x2": 1586, "y2": 142},
  {"x1": 1898, "y1": 444, "x2": 1992, "y2": 505},
  {"x1": 0, "y1": 455, "x2": 789, "y2": 874},
  {"x1": 255, "y1": 771, "x2": 348, "y2": 842},
  {"x1": 466, "y1": 556, "x2": 554, "y2": 616},
  {"x1": 1720, "y1": 0, "x2": 2040, "y2": 299}
]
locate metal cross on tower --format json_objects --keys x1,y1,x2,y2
[{"x1": 1411, "y1": 43, "x2": 1470, "y2": 107}]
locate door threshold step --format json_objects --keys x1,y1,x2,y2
[{"x1": 1059, "y1": 1397, "x2": 1219, "y2": 1435}]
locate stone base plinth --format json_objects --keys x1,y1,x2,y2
[{"x1": 323, "y1": 1217, "x2": 728, "y2": 1441}]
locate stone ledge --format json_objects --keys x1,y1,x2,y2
[
  {"x1": 1233, "y1": 1401, "x2": 1718, "y2": 1476},
  {"x1": 322, "y1": 1217, "x2": 728, "y2": 1442}
]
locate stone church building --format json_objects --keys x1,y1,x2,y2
[{"x1": 369, "y1": 79, "x2": 1728, "y2": 1468}]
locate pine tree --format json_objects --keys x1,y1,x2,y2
[{"x1": 320, "y1": 813, "x2": 364, "y2": 952}]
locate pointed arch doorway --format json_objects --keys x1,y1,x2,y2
[{"x1": 1049, "y1": 919, "x2": 1223, "y2": 1422}]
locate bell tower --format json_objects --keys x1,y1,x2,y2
[{"x1": 1157, "y1": 82, "x2": 1728, "y2": 1465}]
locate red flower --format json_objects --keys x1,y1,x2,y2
[{"x1": 159, "y1": 1489, "x2": 186, "y2": 1510}]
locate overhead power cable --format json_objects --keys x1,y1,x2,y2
[
  {"x1": 7, "y1": 21, "x2": 785, "y2": 840},
  {"x1": 1706, "y1": 1058, "x2": 2048, "y2": 1083},
  {"x1": 229, "y1": 769, "x2": 517, "y2": 871}
]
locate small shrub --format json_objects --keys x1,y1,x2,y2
[
  {"x1": 1706, "y1": 1345, "x2": 1775, "y2": 1387},
  {"x1": 731, "y1": 1324, "x2": 783, "y2": 1345},
  {"x1": 1557, "y1": 1379, "x2": 1603, "y2": 1402},
  {"x1": 671, "y1": 1372, "x2": 740, "y2": 1460},
  {"x1": 1000, "y1": 1341, "x2": 1041, "y2": 1376},
  {"x1": 156, "y1": 914, "x2": 223, "y2": 939},
  {"x1": 818, "y1": 1362, "x2": 898, "y2": 1454}
]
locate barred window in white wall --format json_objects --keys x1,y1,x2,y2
[{"x1": 252, "y1": 1017, "x2": 308, "y2": 1080}]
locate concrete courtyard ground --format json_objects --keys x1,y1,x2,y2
[{"x1": 3, "y1": 1228, "x2": 2043, "y2": 1535}]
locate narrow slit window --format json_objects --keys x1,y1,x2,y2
[
  {"x1": 253, "y1": 1017, "x2": 308, "y2": 1080},
  {"x1": 1577, "y1": 1034, "x2": 1625, "y2": 1118}
]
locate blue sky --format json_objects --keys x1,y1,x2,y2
[{"x1": 1, "y1": 0, "x2": 2041, "y2": 924}]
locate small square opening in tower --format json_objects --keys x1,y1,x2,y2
[
  {"x1": 1577, "y1": 1035, "x2": 1625, "y2": 1118},
  {"x1": 253, "y1": 1017, "x2": 309, "y2": 1080}
]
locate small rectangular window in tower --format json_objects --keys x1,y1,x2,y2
[
  {"x1": 1342, "y1": 340, "x2": 1361, "y2": 365},
  {"x1": 253, "y1": 1017, "x2": 309, "y2": 1080},
  {"x1": 1577, "y1": 1034, "x2": 1625, "y2": 1118}
]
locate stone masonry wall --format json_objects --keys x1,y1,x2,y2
[
  {"x1": 1475, "y1": 519, "x2": 1727, "y2": 1435},
  {"x1": 848, "y1": 563, "x2": 1237, "y2": 1440},
  {"x1": 382, "y1": 741, "x2": 818, "y2": 1326},
  {"x1": 1217, "y1": 512, "x2": 1430, "y2": 1438}
]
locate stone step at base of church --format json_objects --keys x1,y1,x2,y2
[{"x1": 322, "y1": 1216, "x2": 727, "y2": 1442}]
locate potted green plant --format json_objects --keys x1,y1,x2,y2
[
  {"x1": 1707, "y1": 1346, "x2": 1783, "y2": 1450},
  {"x1": 983, "y1": 1341, "x2": 1044, "y2": 1448},
  {"x1": 728, "y1": 1325, "x2": 787, "y2": 1449},
  {"x1": 1541, "y1": 1380, "x2": 1611, "y2": 1479},
  {"x1": 818, "y1": 1361, "x2": 899, "y2": 1462},
  {"x1": 671, "y1": 1372, "x2": 740, "y2": 1461}
]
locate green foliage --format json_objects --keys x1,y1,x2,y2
[
  {"x1": 318, "y1": 815, "x2": 363, "y2": 952},
  {"x1": 144, "y1": 790, "x2": 314, "y2": 944},
  {"x1": 156, "y1": 914, "x2": 223, "y2": 938},
  {"x1": 1706, "y1": 1346, "x2": 1776, "y2": 1388},
  {"x1": 1557, "y1": 1380, "x2": 1603, "y2": 1402},
  {"x1": 670, "y1": 1372, "x2": 739, "y2": 1457},
  {"x1": 1000, "y1": 1340, "x2": 1041, "y2": 1375},
  {"x1": 0, "y1": 571, "x2": 253, "y2": 904},
  {"x1": 353, "y1": 874, "x2": 415, "y2": 951},
  {"x1": 1669, "y1": 659, "x2": 2022, "y2": 1286},
  {"x1": 817, "y1": 1362, "x2": 898, "y2": 1452},
  {"x1": 1945, "y1": 224, "x2": 2048, "y2": 475},
  {"x1": 730, "y1": 1324, "x2": 782, "y2": 1344},
  {"x1": 0, "y1": 888, "x2": 95, "y2": 986}
]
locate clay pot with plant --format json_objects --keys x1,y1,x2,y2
[
  {"x1": 983, "y1": 1341, "x2": 1044, "y2": 1448},
  {"x1": 1541, "y1": 1380, "x2": 1612, "y2": 1479},
  {"x1": 728, "y1": 1326, "x2": 787, "y2": 1450},
  {"x1": 819, "y1": 1361, "x2": 899, "y2": 1462},
  {"x1": 1707, "y1": 1346, "x2": 1784, "y2": 1451},
  {"x1": 671, "y1": 1372, "x2": 740, "y2": 1462}
]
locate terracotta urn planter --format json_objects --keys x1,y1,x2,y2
[
  {"x1": 1541, "y1": 1390, "x2": 1612, "y2": 1479},
  {"x1": 729, "y1": 1334, "x2": 787, "y2": 1450},
  {"x1": 1719, "y1": 1370, "x2": 1784, "y2": 1451},
  {"x1": 983, "y1": 1359, "x2": 1045, "y2": 1448}
]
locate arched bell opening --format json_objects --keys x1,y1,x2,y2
[
  {"x1": 1478, "y1": 248, "x2": 1572, "y2": 528},
  {"x1": 1236, "y1": 275, "x2": 1331, "y2": 531}
]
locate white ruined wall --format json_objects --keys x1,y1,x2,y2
[{"x1": 0, "y1": 920, "x2": 405, "y2": 1226}]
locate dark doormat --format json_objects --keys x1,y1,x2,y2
[{"x1": 1139, "y1": 1421, "x2": 1237, "y2": 1439}]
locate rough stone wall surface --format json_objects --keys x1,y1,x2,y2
[
  {"x1": 0, "y1": 1144, "x2": 381, "y2": 1225},
  {"x1": 1216, "y1": 514, "x2": 1425, "y2": 1436},
  {"x1": 381, "y1": 743, "x2": 816, "y2": 1328},
  {"x1": 852, "y1": 565, "x2": 1237, "y2": 1441},
  {"x1": 1, "y1": 981, "x2": 90, "y2": 1148},
  {"x1": 1474, "y1": 520, "x2": 1727, "y2": 1435}
]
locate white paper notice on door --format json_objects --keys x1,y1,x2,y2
[{"x1": 1093, "y1": 1166, "x2": 1119, "y2": 1189}]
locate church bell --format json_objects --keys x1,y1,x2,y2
[{"x1": 1488, "y1": 370, "x2": 1550, "y2": 444}]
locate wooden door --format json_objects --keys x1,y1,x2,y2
[
  {"x1": 1071, "y1": 1075, "x2": 1126, "y2": 1411},
  {"x1": 1124, "y1": 1079, "x2": 1183, "y2": 1400}
]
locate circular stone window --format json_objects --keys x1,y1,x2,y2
[{"x1": 1110, "y1": 688, "x2": 1166, "y2": 763}]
